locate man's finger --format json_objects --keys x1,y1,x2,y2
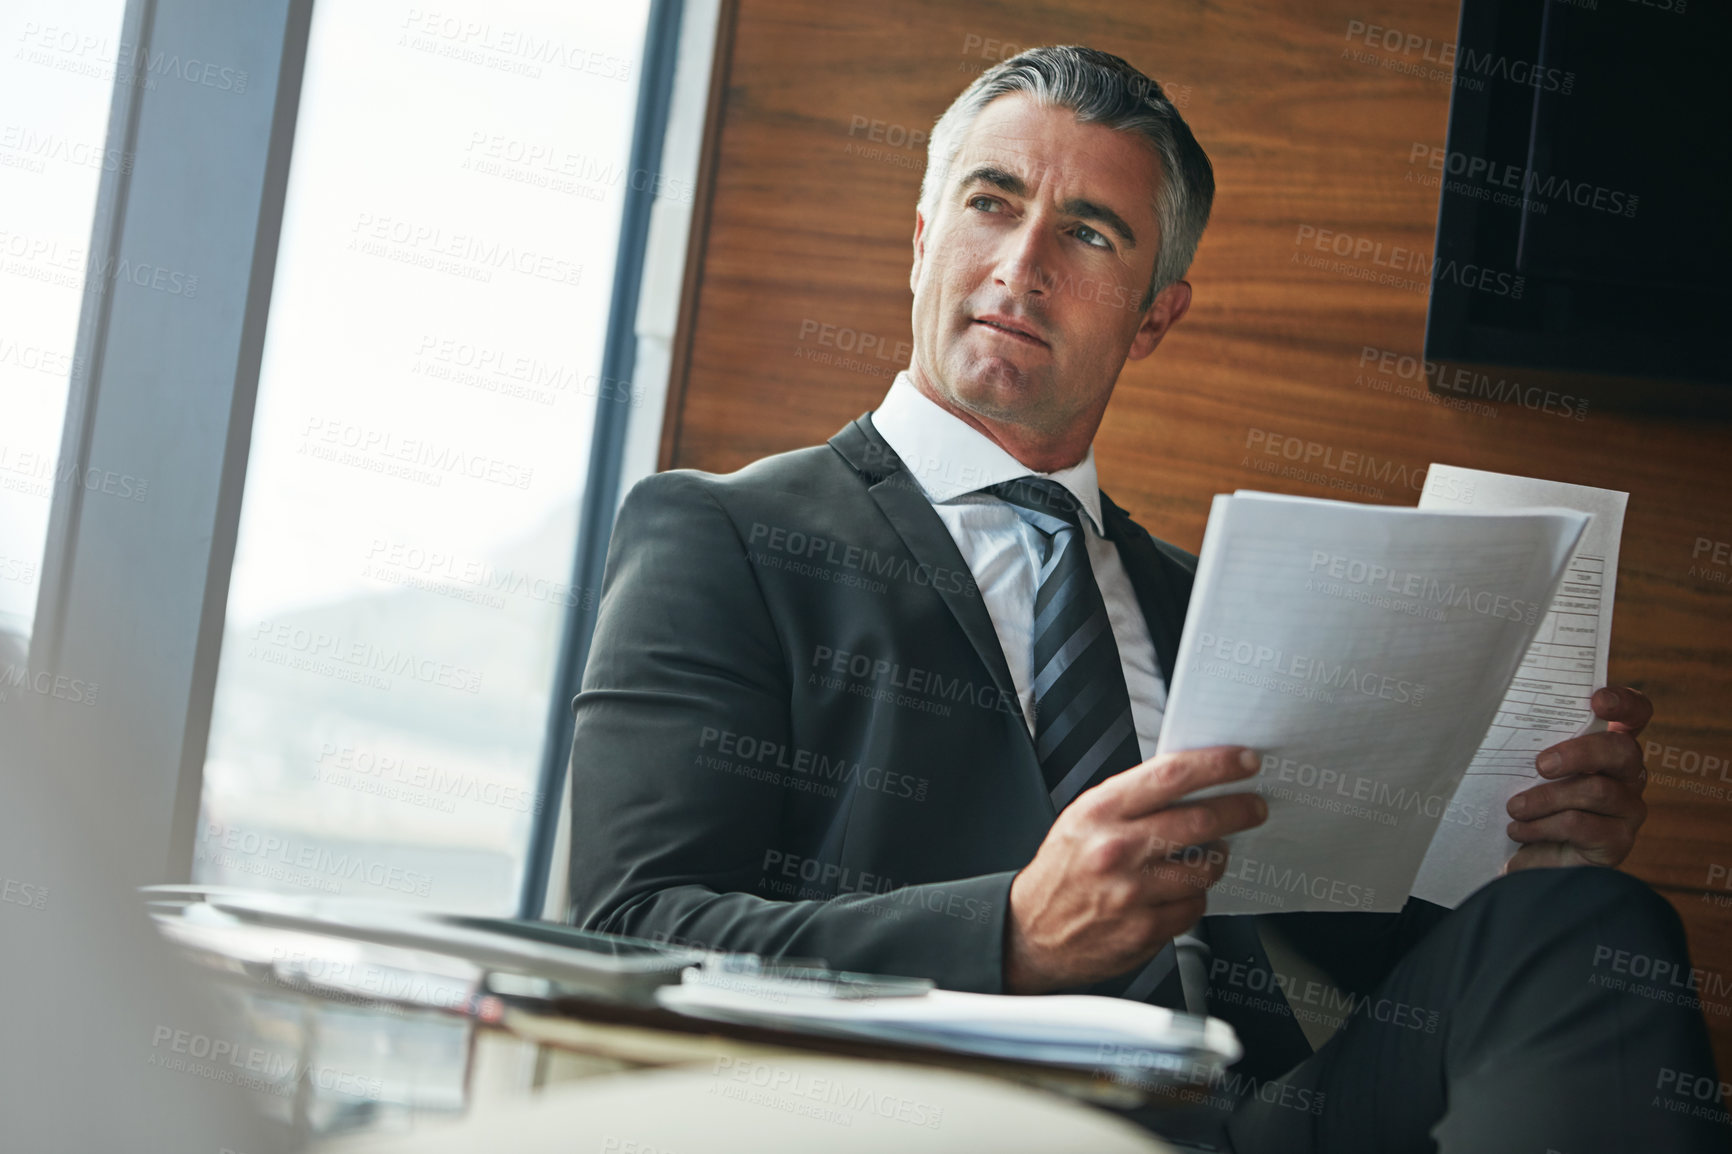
[
  {"x1": 1505, "y1": 810, "x2": 1631, "y2": 864},
  {"x1": 1508, "y1": 774, "x2": 1645, "y2": 822},
  {"x1": 1138, "y1": 856, "x2": 1225, "y2": 900},
  {"x1": 1139, "y1": 836, "x2": 1231, "y2": 894},
  {"x1": 1535, "y1": 729, "x2": 1646, "y2": 783},
  {"x1": 1108, "y1": 745, "x2": 1261, "y2": 817},
  {"x1": 1504, "y1": 841, "x2": 1593, "y2": 872},
  {"x1": 1591, "y1": 685, "x2": 1652, "y2": 737},
  {"x1": 1139, "y1": 794, "x2": 1269, "y2": 855},
  {"x1": 1145, "y1": 893, "x2": 1210, "y2": 943}
]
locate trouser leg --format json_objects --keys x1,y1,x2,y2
[{"x1": 1227, "y1": 867, "x2": 1728, "y2": 1154}]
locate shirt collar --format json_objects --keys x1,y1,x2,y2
[{"x1": 871, "y1": 370, "x2": 1106, "y2": 536}]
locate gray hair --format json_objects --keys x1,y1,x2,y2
[{"x1": 917, "y1": 45, "x2": 1215, "y2": 304}]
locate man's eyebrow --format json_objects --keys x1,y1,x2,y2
[
  {"x1": 958, "y1": 165, "x2": 1028, "y2": 198},
  {"x1": 956, "y1": 165, "x2": 1138, "y2": 248},
  {"x1": 1058, "y1": 197, "x2": 1137, "y2": 248}
]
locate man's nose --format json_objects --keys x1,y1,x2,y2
[{"x1": 992, "y1": 224, "x2": 1054, "y2": 299}]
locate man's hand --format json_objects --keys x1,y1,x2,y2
[
  {"x1": 1504, "y1": 686, "x2": 1651, "y2": 872},
  {"x1": 1003, "y1": 746, "x2": 1267, "y2": 995}
]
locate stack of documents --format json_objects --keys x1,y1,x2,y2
[
  {"x1": 1159, "y1": 464, "x2": 1622, "y2": 914},
  {"x1": 657, "y1": 967, "x2": 1241, "y2": 1079},
  {"x1": 1412, "y1": 466, "x2": 1627, "y2": 905}
]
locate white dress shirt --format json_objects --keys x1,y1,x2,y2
[{"x1": 871, "y1": 371, "x2": 1168, "y2": 759}]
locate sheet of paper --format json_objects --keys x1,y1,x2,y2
[
  {"x1": 1157, "y1": 491, "x2": 1589, "y2": 914},
  {"x1": 1410, "y1": 465, "x2": 1627, "y2": 907}
]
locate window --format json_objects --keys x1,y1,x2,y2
[
  {"x1": 0, "y1": 0, "x2": 129, "y2": 658},
  {"x1": 192, "y1": 0, "x2": 655, "y2": 913}
]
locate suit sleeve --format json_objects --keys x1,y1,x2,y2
[{"x1": 566, "y1": 471, "x2": 1016, "y2": 992}]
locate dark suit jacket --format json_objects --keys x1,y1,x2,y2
[{"x1": 567, "y1": 413, "x2": 1442, "y2": 1079}]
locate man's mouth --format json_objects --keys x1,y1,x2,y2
[{"x1": 971, "y1": 315, "x2": 1049, "y2": 347}]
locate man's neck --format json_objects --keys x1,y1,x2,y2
[{"x1": 906, "y1": 366, "x2": 1094, "y2": 475}]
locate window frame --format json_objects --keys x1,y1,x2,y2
[{"x1": 26, "y1": 0, "x2": 718, "y2": 905}]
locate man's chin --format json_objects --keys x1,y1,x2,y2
[{"x1": 946, "y1": 358, "x2": 1056, "y2": 422}]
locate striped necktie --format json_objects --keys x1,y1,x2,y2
[
  {"x1": 988, "y1": 477, "x2": 1143, "y2": 811},
  {"x1": 992, "y1": 477, "x2": 1206, "y2": 1015}
]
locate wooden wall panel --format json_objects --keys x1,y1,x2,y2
[{"x1": 666, "y1": 0, "x2": 1732, "y2": 1069}]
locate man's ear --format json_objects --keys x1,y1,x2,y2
[
  {"x1": 1126, "y1": 280, "x2": 1193, "y2": 362},
  {"x1": 910, "y1": 209, "x2": 927, "y2": 295}
]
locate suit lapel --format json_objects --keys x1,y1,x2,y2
[{"x1": 828, "y1": 416, "x2": 1034, "y2": 767}]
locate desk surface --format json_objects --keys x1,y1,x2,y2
[{"x1": 156, "y1": 929, "x2": 1234, "y2": 1151}]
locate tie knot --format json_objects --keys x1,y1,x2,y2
[{"x1": 989, "y1": 477, "x2": 1084, "y2": 534}]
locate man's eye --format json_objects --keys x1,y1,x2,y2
[
  {"x1": 967, "y1": 195, "x2": 1000, "y2": 212},
  {"x1": 1074, "y1": 225, "x2": 1111, "y2": 250}
]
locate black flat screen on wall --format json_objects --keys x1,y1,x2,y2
[{"x1": 1424, "y1": 0, "x2": 1730, "y2": 411}]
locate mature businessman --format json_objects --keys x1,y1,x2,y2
[{"x1": 568, "y1": 46, "x2": 1723, "y2": 1152}]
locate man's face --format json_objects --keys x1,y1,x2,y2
[{"x1": 908, "y1": 92, "x2": 1190, "y2": 461}]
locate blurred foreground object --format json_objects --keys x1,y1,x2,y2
[{"x1": 316, "y1": 1055, "x2": 1175, "y2": 1154}]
